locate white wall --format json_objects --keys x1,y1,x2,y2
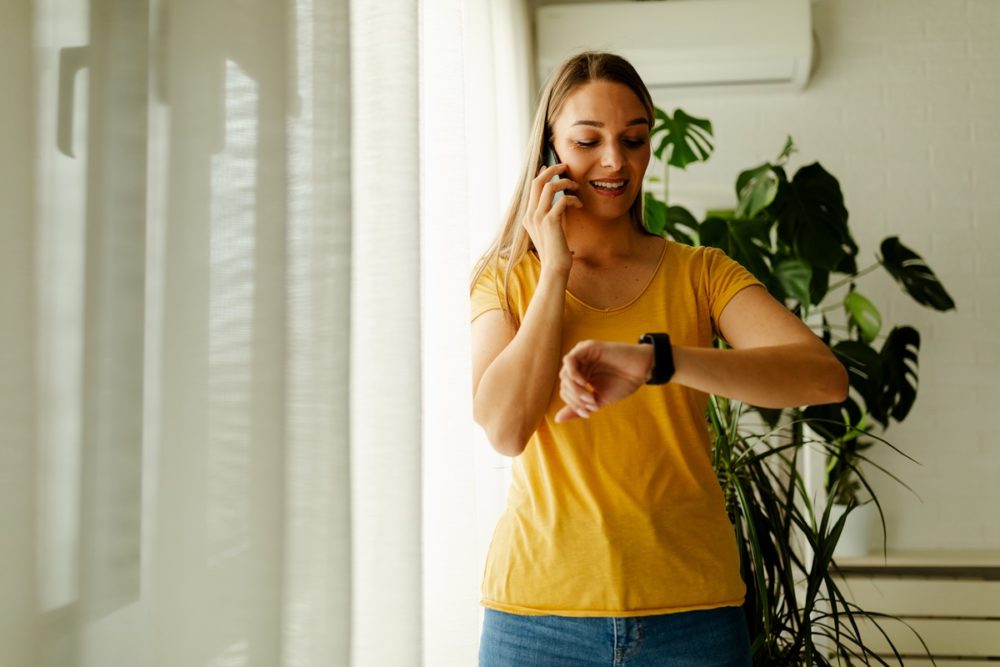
[{"x1": 534, "y1": 0, "x2": 1000, "y2": 552}]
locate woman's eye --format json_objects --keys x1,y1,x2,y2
[{"x1": 573, "y1": 139, "x2": 647, "y2": 148}]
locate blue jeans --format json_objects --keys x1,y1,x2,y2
[{"x1": 479, "y1": 605, "x2": 752, "y2": 666}]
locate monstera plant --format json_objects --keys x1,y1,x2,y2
[{"x1": 643, "y1": 107, "x2": 955, "y2": 664}]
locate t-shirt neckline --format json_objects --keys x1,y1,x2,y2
[{"x1": 530, "y1": 237, "x2": 668, "y2": 313}]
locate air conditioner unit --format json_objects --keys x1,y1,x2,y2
[{"x1": 535, "y1": 0, "x2": 814, "y2": 94}]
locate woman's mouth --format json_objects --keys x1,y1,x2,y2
[{"x1": 589, "y1": 179, "x2": 628, "y2": 197}]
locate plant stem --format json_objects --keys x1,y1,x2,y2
[
  {"x1": 826, "y1": 262, "x2": 882, "y2": 292},
  {"x1": 810, "y1": 323, "x2": 893, "y2": 343},
  {"x1": 662, "y1": 151, "x2": 670, "y2": 207},
  {"x1": 817, "y1": 302, "x2": 843, "y2": 315}
]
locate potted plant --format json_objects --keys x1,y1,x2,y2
[
  {"x1": 643, "y1": 106, "x2": 955, "y2": 663},
  {"x1": 825, "y1": 425, "x2": 877, "y2": 558}
]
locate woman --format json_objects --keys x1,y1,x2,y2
[{"x1": 469, "y1": 51, "x2": 847, "y2": 666}]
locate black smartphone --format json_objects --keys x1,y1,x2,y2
[{"x1": 544, "y1": 144, "x2": 564, "y2": 205}]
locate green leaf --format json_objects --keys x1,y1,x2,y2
[
  {"x1": 831, "y1": 340, "x2": 883, "y2": 418},
  {"x1": 700, "y1": 216, "x2": 773, "y2": 284},
  {"x1": 643, "y1": 192, "x2": 667, "y2": 236},
  {"x1": 735, "y1": 163, "x2": 780, "y2": 219},
  {"x1": 751, "y1": 406, "x2": 784, "y2": 429},
  {"x1": 804, "y1": 397, "x2": 863, "y2": 443},
  {"x1": 877, "y1": 326, "x2": 920, "y2": 426},
  {"x1": 833, "y1": 248, "x2": 859, "y2": 276},
  {"x1": 704, "y1": 208, "x2": 735, "y2": 221},
  {"x1": 651, "y1": 108, "x2": 714, "y2": 170},
  {"x1": 844, "y1": 290, "x2": 882, "y2": 343},
  {"x1": 771, "y1": 163, "x2": 858, "y2": 271},
  {"x1": 810, "y1": 267, "x2": 830, "y2": 306},
  {"x1": 643, "y1": 194, "x2": 698, "y2": 245},
  {"x1": 773, "y1": 259, "x2": 812, "y2": 306},
  {"x1": 774, "y1": 135, "x2": 796, "y2": 165},
  {"x1": 879, "y1": 236, "x2": 956, "y2": 311},
  {"x1": 665, "y1": 205, "x2": 699, "y2": 246}
]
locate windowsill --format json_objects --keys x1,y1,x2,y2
[{"x1": 833, "y1": 549, "x2": 1000, "y2": 580}]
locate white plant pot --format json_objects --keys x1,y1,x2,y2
[{"x1": 830, "y1": 502, "x2": 875, "y2": 558}]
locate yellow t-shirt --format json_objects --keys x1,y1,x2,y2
[{"x1": 470, "y1": 239, "x2": 762, "y2": 617}]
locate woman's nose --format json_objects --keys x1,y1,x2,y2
[{"x1": 600, "y1": 145, "x2": 625, "y2": 170}]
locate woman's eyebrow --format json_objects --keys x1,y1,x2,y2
[{"x1": 571, "y1": 118, "x2": 650, "y2": 128}]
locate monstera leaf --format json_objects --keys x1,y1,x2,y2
[
  {"x1": 735, "y1": 163, "x2": 780, "y2": 220},
  {"x1": 770, "y1": 163, "x2": 858, "y2": 273},
  {"x1": 643, "y1": 194, "x2": 698, "y2": 245},
  {"x1": 804, "y1": 397, "x2": 864, "y2": 443},
  {"x1": 804, "y1": 340, "x2": 877, "y2": 443},
  {"x1": 810, "y1": 267, "x2": 831, "y2": 306},
  {"x1": 832, "y1": 340, "x2": 883, "y2": 417},
  {"x1": 773, "y1": 258, "x2": 812, "y2": 307},
  {"x1": 700, "y1": 216, "x2": 773, "y2": 285},
  {"x1": 651, "y1": 108, "x2": 714, "y2": 169},
  {"x1": 735, "y1": 137, "x2": 796, "y2": 219},
  {"x1": 876, "y1": 326, "x2": 921, "y2": 426},
  {"x1": 879, "y1": 237, "x2": 956, "y2": 311}
]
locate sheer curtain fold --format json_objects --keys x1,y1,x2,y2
[
  {"x1": 418, "y1": 2, "x2": 536, "y2": 665},
  {"x1": 349, "y1": 0, "x2": 423, "y2": 663},
  {"x1": 282, "y1": 1, "x2": 353, "y2": 664},
  {"x1": 1, "y1": 2, "x2": 40, "y2": 665},
  {"x1": 2, "y1": 0, "x2": 531, "y2": 664}
]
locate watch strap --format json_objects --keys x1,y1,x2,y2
[{"x1": 638, "y1": 333, "x2": 674, "y2": 385}]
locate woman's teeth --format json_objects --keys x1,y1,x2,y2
[{"x1": 589, "y1": 179, "x2": 628, "y2": 196}]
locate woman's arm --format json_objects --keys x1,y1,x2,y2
[
  {"x1": 472, "y1": 268, "x2": 569, "y2": 456},
  {"x1": 555, "y1": 285, "x2": 848, "y2": 422},
  {"x1": 675, "y1": 284, "x2": 848, "y2": 407},
  {"x1": 472, "y1": 163, "x2": 582, "y2": 455}
]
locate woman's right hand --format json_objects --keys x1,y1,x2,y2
[{"x1": 523, "y1": 163, "x2": 582, "y2": 276}]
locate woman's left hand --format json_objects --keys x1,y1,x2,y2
[{"x1": 554, "y1": 341, "x2": 653, "y2": 422}]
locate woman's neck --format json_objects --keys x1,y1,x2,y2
[{"x1": 563, "y1": 211, "x2": 649, "y2": 268}]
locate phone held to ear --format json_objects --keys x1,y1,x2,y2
[{"x1": 544, "y1": 144, "x2": 564, "y2": 205}]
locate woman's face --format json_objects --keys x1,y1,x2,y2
[{"x1": 549, "y1": 80, "x2": 652, "y2": 218}]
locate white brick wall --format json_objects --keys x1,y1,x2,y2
[
  {"x1": 658, "y1": 0, "x2": 1000, "y2": 552},
  {"x1": 533, "y1": 0, "x2": 1000, "y2": 551}
]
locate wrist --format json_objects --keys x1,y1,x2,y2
[
  {"x1": 539, "y1": 261, "x2": 570, "y2": 281},
  {"x1": 640, "y1": 344, "x2": 655, "y2": 383},
  {"x1": 637, "y1": 333, "x2": 675, "y2": 385}
]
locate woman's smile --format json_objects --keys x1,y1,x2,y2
[{"x1": 588, "y1": 178, "x2": 629, "y2": 197}]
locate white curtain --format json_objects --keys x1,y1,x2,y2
[
  {"x1": 420, "y1": 1, "x2": 535, "y2": 664},
  {"x1": 0, "y1": 0, "x2": 532, "y2": 665}
]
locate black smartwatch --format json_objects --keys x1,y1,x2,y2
[{"x1": 638, "y1": 333, "x2": 674, "y2": 385}]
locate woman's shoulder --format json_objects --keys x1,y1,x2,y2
[
  {"x1": 470, "y1": 250, "x2": 539, "y2": 325},
  {"x1": 470, "y1": 250, "x2": 540, "y2": 298},
  {"x1": 660, "y1": 237, "x2": 719, "y2": 258},
  {"x1": 659, "y1": 238, "x2": 721, "y2": 271}
]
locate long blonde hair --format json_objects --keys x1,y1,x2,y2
[{"x1": 469, "y1": 51, "x2": 657, "y2": 321}]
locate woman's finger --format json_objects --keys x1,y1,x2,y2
[
  {"x1": 559, "y1": 382, "x2": 592, "y2": 419},
  {"x1": 544, "y1": 193, "x2": 582, "y2": 222},
  {"x1": 559, "y1": 363, "x2": 586, "y2": 389},
  {"x1": 533, "y1": 163, "x2": 567, "y2": 212},
  {"x1": 554, "y1": 405, "x2": 579, "y2": 423},
  {"x1": 563, "y1": 345, "x2": 595, "y2": 387}
]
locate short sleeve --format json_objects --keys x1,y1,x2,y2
[
  {"x1": 702, "y1": 246, "x2": 765, "y2": 327},
  {"x1": 470, "y1": 261, "x2": 506, "y2": 323}
]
